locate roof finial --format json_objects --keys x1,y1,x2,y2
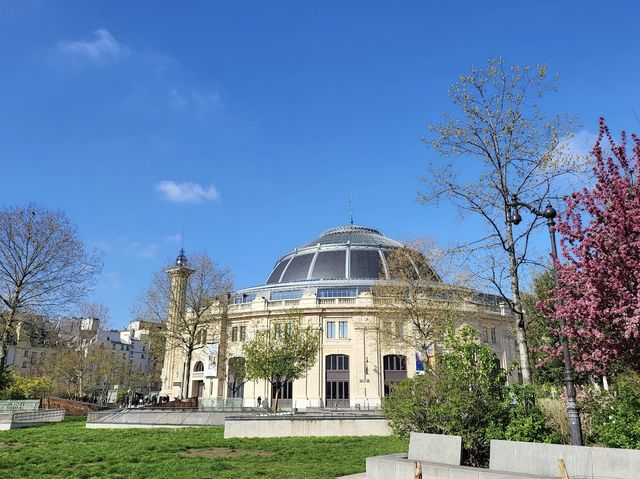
[
  {"x1": 176, "y1": 209, "x2": 188, "y2": 267},
  {"x1": 181, "y1": 208, "x2": 186, "y2": 251},
  {"x1": 349, "y1": 191, "x2": 354, "y2": 225}
]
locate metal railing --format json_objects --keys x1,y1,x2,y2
[
  {"x1": 198, "y1": 397, "x2": 243, "y2": 410},
  {"x1": 317, "y1": 298, "x2": 356, "y2": 306},
  {"x1": 0, "y1": 400, "x2": 40, "y2": 411}
]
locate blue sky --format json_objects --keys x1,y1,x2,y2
[{"x1": 2, "y1": 1, "x2": 639, "y2": 327}]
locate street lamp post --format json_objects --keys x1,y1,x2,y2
[{"x1": 509, "y1": 197, "x2": 584, "y2": 446}]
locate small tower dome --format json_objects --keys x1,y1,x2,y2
[{"x1": 175, "y1": 248, "x2": 188, "y2": 268}]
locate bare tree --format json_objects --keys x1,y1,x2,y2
[
  {"x1": 134, "y1": 253, "x2": 232, "y2": 398},
  {"x1": 372, "y1": 240, "x2": 472, "y2": 366},
  {"x1": 421, "y1": 58, "x2": 584, "y2": 383},
  {"x1": 0, "y1": 204, "x2": 102, "y2": 373},
  {"x1": 48, "y1": 340, "x2": 144, "y2": 404},
  {"x1": 76, "y1": 301, "x2": 111, "y2": 328}
]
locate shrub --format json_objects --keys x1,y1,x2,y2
[
  {"x1": 538, "y1": 396, "x2": 570, "y2": 444},
  {"x1": 586, "y1": 372, "x2": 640, "y2": 448},
  {"x1": 503, "y1": 384, "x2": 562, "y2": 444},
  {"x1": 383, "y1": 325, "x2": 561, "y2": 466},
  {"x1": 0, "y1": 374, "x2": 54, "y2": 399},
  {"x1": 384, "y1": 325, "x2": 508, "y2": 467}
]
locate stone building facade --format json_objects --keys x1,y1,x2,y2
[{"x1": 160, "y1": 224, "x2": 518, "y2": 409}]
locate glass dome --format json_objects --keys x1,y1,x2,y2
[{"x1": 265, "y1": 224, "x2": 433, "y2": 285}]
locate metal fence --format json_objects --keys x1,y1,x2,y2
[
  {"x1": 198, "y1": 397, "x2": 243, "y2": 411},
  {"x1": 0, "y1": 400, "x2": 40, "y2": 411}
]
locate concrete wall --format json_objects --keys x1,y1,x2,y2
[
  {"x1": 366, "y1": 454, "x2": 556, "y2": 479},
  {"x1": 408, "y1": 432, "x2": 462, "y2": 465},
  {"x1": 0, "y1": 409, "x2": 65, "y2": 430},
  {"x1": 86, "y1": 409, "x2": 240, "y2": 428},
  {"x1": 490, "y1": 439, "x2": 640, "y2": 479},
  {"x1": 223, "y1": 415, "x2": 390, "y2": 438},
  {"x1": 367, "y1": 434, "x2": 640, "y2": 479}
]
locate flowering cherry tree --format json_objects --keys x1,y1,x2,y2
[{"x1": 549, "y1": 118, "x2": 640, "y2": 376}]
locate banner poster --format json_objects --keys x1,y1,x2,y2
[
  {"x1": 415, "y1": 351, "x2": 425, "y2": 375},
  {"x1": 204, "y1": 342, "x2": 219, "y2": 377}
]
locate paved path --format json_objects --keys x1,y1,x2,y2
[{"x1": 336, "y1": 473, "x2": 365, "y2": 479}]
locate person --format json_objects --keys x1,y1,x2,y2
[{"x1": 257, "y1": 396, "x2": 262, "y2": 407}]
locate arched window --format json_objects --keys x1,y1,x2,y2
[
  {"x1": 383, "y1": 354, "x2": 407, "y2": 396},
  {"x1": 193, "y1": 361, "x2": 204, "y2": 372}
]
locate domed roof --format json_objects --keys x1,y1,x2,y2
[
  {"x1": 300, "y1": 225, "x2": 403, "y2": 249},
  {"x1": 265, "y1": 224, "x2": 422, "y2": 285}
]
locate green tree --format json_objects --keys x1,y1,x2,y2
[
  {"x1": 243, "y1": 314, "x2": 319, "y2": 412},
  {"x1": 421, "y1": 58, "x2": 583, "y2": 384},
  {"x1": 0, "y1": 373, "x2": 54, "y2": 399}
]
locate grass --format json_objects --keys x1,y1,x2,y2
[{"x1": 0, "y1": 417, "x2": 407, "y2": 478}]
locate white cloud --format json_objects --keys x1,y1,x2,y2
[
  {"x1": 56, "y1": 28, "x2": 129, "y2": 65},
  {"x1": 166, "y1": 233, "x2": 183, "y2": 244},
  {"x1": 114, "y1": 236, "x2": 159, "y2": 259},
  {"x1": 560, "y1": 129, "x2": 598, "y2": 158},
  {"x1": 156, "y1": 180, "x2": 221, "y2": 204},
  {"x1": 98, "y1": 272, "x2": 123, "y2": 291},
  {"x1": 169, "y1": 88, "x2": 222, "y2": 111}
]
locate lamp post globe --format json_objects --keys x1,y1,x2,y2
[{"x1": 542, "y1": 203, "x2": 557, "y2": 220}]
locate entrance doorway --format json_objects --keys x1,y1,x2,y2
[
  {"x1": 383, "y1": 354, "x2": 407, "y2": 396},
  {"x1": 191, "y1": 380, "x2": 205, "y2": 398},
  {"x1": 326, "y1": 354, "x2": 350, "y2": 407}
]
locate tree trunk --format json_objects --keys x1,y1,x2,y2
[
  {"x1": 184, "y1": 349, "x2": 193, "y2": 398},
  {"x1": 505, "y1": 220, "x2": 532, "y2": 383},
  {"x1": 0, "y1": 329, "x2": 9, "y2": 373},
  {"x1": 273, "y1": 384, "x2": 281, "y2": 413},
  {"x1": 0, "y1": 307, "x2": 17, "y2": 374},
  {"x1": 217, "y1": 299, "x2": 230, "y2": 398}
]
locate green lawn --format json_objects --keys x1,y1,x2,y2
[{"x1": 0, "y1": 417, "x2": 407, "y2": 479}]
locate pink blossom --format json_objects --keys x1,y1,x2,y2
[{"x1": 540, "y1": 118, "x2": 640, "y2": 376}]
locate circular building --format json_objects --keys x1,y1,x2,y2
[{"x1": 161, "y1": 224, "x2": 517, "y2": 409}]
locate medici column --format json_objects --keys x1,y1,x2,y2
[{"x1": 160, "y1": 249, "x2": 193, "y2": 398}]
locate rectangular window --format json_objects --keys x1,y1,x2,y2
[
  {"x1": 270, "y1": 290, "x2": 303, "y2": 301},
  {"x1": 395, "y1": 321, "x2": 404, "y2": 338},
  {"x1": 326, "y1": 321, "x2": 336, "y2": 339},
  {"x1": 326, "y1": 381, "x2": 349, "y2": 400},
  {"x1": 234, "y1": 294, "x2": 256, "y2": 304},
  {"x1": 339, "y1": 321, "x2": 348, "y2": 339},
  {"x1": 240, "y1": 326, "x2": 246, "y2": 341},
  {"x1": 491, "y1": 327, "x2": 497, "y2": 343},
  {"x1": 274, "y1": 323, "x2": 291, "y2": 340},
  {"x1": 317, "y1": 288, "x2": 359, "y2": 298},
  {"x1": 231, "y1": 326, "x2": 238, "y2": 342}
]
